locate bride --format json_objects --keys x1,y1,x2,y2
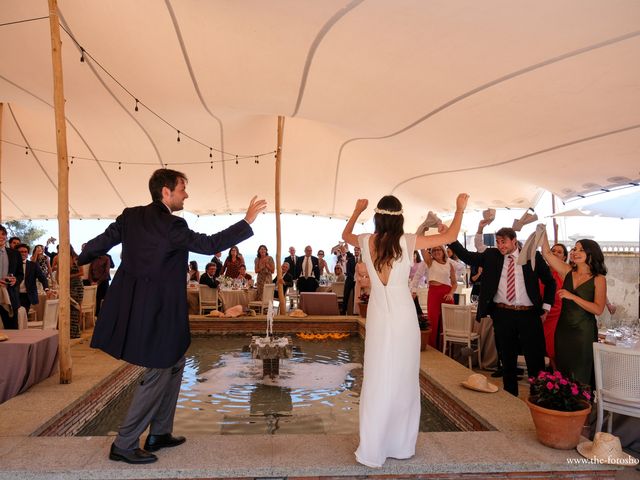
[{"x1": 342, "y1": 193, "x2": 469, "y2": 468}]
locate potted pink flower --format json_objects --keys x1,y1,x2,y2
[{"x1": 526, "y1": 370, "x2": 592, "y2": 449}]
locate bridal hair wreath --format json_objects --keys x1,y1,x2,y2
[{"x1": 374, "y1": 208, "x2": 403, "y2": 216}]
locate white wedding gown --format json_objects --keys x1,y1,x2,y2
[{"x1": 355, "y1": 233, "x2": 420, "y2": 468}]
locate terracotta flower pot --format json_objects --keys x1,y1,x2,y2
[
  {"x1": 358, "y1": 302, "x2": 368, "y2": 318},
  {"x1": 525, "y1": 397, "x2": 591, "y2": 449}
]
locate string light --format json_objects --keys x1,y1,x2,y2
[
  {"x1": 176, "y1": 130, "x2": 181, "y2": 142},
  {"x1": 70, "y1": 156, "x2": 74, "y2": 164},
  {"x1": 235, "y1": 155, "x2": 239, "y2": 165},
  {"x1": 25, "y1": 147, "x2": 28, "y2": 155},
  {"x1": 80, "y1": 47, "x2": 85, "y2": 63},
  {"x1": 118, "y1": 162, "x2": 122, "y2": 170},
  {"x1": 134, "y1": 99, "x2": 139, "y2": 112},
  {"x1": 209, "y1": 148, "x2": 213, "y2": 158}
]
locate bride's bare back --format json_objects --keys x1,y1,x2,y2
[{"x1": 368, "y1": 234, "x2": 393, "y2": 286}]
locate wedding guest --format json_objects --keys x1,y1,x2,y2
[
  {"x1": 340, "y1": 244, "x2": 356, "y2": 314},
  {"x1": 422, "y1": 245, "x2": 456, "y2": 350},
  {"x1": 449, "y1": 227, "x2": 555, "y2": 396},
  {"x1": 199, "y1": 263, "x2": 220, "y2": 289},
  {"x1": 541, "y1": 235, "x2": 607, "y2": 386},
  {"x1": 78, "y1": 168, "x2": 265, "y2": 464},
  {"x1": 284, "y1": 246, "x2": 300, "y2": 279},
  {"x1": 296, "y1": 245, "x2": 320, "y2": 293},
  {"x1": 31, "y1": 244, "x2": 51, "y2": 279},
  {"x1": 409, "y1": 251, "x2": 422, "y2": 283},
  {"x1": 254, "y1": 245, "x2": 275, "y2": 300},
  {"x1": 210, "y1": 252, "x2": 223, "y2": 279},
  {"x1": 90, "y1": 254, "x2": 114, "y2": 316},
  {"x1": 541, "y1": 243, "x2": 568, "y2": 368},
  {"x1": 9, "y1": 236, "x2": 21, "y2": 249},
  {"x1": 447, "y1": 247, "x2": 467, "y2": 286},
  {"x1": 188, "y1": 261, "x2": 200, "y2": 282},
  {"x1": 275, "y1": 261, "x2": 293, "y2": 295},
  {"x1": 354, "y1": 257, "x2": 371, "y2": 314},
  {"x1": 69, "y1": 245, "x2": 84, "y2": 339},
  {"x1": 0, "y1": 226, "x2": 22, "y2": 329},
  {"x1": 317, "y1": 249, "x2": 330, "y2": 276},
  {"x1": 237, "y1": 264, "x2": 253, "y2": 287},
  {"x1": 16, "y1": 244, "x2": 48, "y2": 314},
  {"x1": 222, "y1": 246, "x2": 244, "y2": 278}
]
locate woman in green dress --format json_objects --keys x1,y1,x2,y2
[{"x1": 541, "y1": 235, "x2": 607, "y2": 386}]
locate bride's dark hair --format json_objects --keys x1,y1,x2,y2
[{"x1": 372, "y1": 195, "x2": 404, "y2": 272}]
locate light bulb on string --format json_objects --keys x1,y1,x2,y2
[
  {"x1": 134, "y1": 99, "x2": 139, "y2": 112},
  {"x1": 209, "y1": 148, "x2": 213, "y2": 158},
  {"x1": 118, "y1": 162, "x2": 122, "y2": 171},
  {"x1": 255, "y1": 155, "x2": 259, "y2": 164},
  {"x1": 210, "y1": 161, "x2": 213, "y2": 170},
  {"x1": 25, "y1": 147, "x2": 29, "y2": 155},
  {"x1": 80, "y1": 48, "x2": 85, "y2": 63},
  {"x1": 235, "y1": 155, "x2": 239, "y2": 165},
  {"x1": 70, "y1": 156, "x2": 74, "y2": 165},
  {"x1": 176, "y1": 131, "x2": 181, "y2": 142}
]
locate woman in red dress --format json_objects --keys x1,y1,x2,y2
[{"x1": 542, "y1": 243, "x2": 568, "y2": 368}]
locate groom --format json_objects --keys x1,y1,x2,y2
[{"x1": 78, "y1": 169, "x2": 266, "y2": 464}]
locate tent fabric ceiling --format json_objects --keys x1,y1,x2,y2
[{"x1": 1, "y1": 0, "x2": 639, "y2": 228}]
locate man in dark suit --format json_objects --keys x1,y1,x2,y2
[
  {"x1": 209, "y1": 252, "x2": 223, "y2": 279},
  {"x1": 0, "y1": 226, "x2": 24, "y2": 329},
  {"x1": 448, "y1": 227, "x2": 556, "y2": 396},
  {"x1": 16, "y1": 244, "x2": 48, "y2": 314},
  {"x1": 295, "y1": 245, "x2": 320, "y2": 292},
  {"x1": 340, "y1": 244, "x2": 356, "y2": 315},
  {"x1": 275, "y1": 261, "x2": 294, "y2": 296},
  {"x1": 78, "y1": 169, "x2": 266, "y2": 464},
  {"x1": 284, "y1": 246, "x2": 300, "y2": 279},
  {"x1": 199, "y1": 263, "x2": 220, "y2": 289}
]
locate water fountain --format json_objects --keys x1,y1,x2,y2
[{"x1": 249, "y1": 302, "x2": 292, "y2": 378}]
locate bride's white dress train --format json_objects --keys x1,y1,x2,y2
[{"x1": 355, "y1": 234, "x2": 420, "y2": 468}]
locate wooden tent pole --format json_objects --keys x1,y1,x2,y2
[
  {"x1": 551, "y1": 192, "x2": 558, "y2": 244},
  {"x1": 48, "y1": 0, "x2": 72, "y2": 383},
  {"x1": 275, "y1": 116, "x2": 286, "y2": 315},
  {"x1": 0, "y1": 103, "x2": 3, "y2": 222}
]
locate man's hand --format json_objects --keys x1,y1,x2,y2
[
  {"x1": 244, "y1": 196, "x2": 267, "y2": 224},
  {"x1": 540, "y1": 311, "x2": 548, "y2": 323}
]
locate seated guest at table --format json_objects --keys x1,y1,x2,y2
[
  {"x1": 16, "y1": 244, "x2": 49, "y2": 314},
  {"x1": 210, "y1": 252, "x2": 223, "y2": 280},
  {"x1": 237, "y1": 264, "x2": 253, "y2": 287},
  {"x1": 409, "y1": 250, "x2": 422, "y2": 283},
  {"x1": 199, "y1": 263, "x2": 220, "y2": 289},
  {"x1": 284, "y1": 246, "x2": 300, "y2": 279},
  {"x1": 334, "y1": 264, "x2": 346, "y2": 282},
  {"x1": 276, "y1": 261, "x2": 294, "y2": 295},
  {"x1": 296, "y1": 245, "x2": 320, "y2": 293},
  {"x1": 541, "y1": 235, "x2": 607, "y2": 387},
  {"x1": 188, "y1": 261, "x2": 200, "y2": 282},
  {"x1": 222, "y1": 245, "x2": 244, "y2": 278},
  {"x1": 317, "y1": 250, "x2": 330, "y2": 276},
  {"x1": 90, "y1": 254, "x2": 114, "y2": 316},
  {"x1": 0, "y1": 225, "x2": 23, "y2": 329},
  {"x1": 254, "y1": 245, "x2": 275, "y2": 300},
  {"x1": 31, "y1": 244, "x2": 52, "y2": 280}
]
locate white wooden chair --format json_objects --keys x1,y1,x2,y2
[
  {"x1": 248, "y1": 283, "x2": 275, "y2": 314},
  {"x1": 28, "y1": 299, "x2": 60, "y2": 329},
  {"x1": 441, "y1": 304, "x2": 480, "y2": 370},
  {"x1": 593, "y1": 342, "x2": 640, "y2": 433},
  {"x1": 80, "y1": 285, "x2": 97, "y2": 329},
  {"x1": 198, "y1": 285, "x2": 219, "y2": 315},
  {"x1": 331, "y1": 281, "x2": 345, "y2": 303}
]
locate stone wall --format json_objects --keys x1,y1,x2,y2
[{"x1": 600, "y1": 253, "x2": 639, "y2": 326}]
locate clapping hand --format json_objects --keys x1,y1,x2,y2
[{"x1": 244, "y1": 196, "x2": 267, "y2": 224}]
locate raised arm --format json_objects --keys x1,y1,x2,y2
[
  {"x1": 415, "y1": 193, "x2": 469, "y2": 250},
  {"x1": 540, "y1": 230, "x2": 572, "y2": 278},
  {"x1": 342, "y1": 199, "x2": 368, "y2": 247}
]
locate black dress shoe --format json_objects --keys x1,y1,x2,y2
[
  {"x1": 144, "y1": 433, "x2": 186, "y2": 452},
  {"x1": 490, "y1": 368, "x2": 503, "y2": 378},
  {"x1": 109, "y1": 444, "x2": 157, "y2": 464}
]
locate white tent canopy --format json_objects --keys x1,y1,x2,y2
[{"x1": 1, "y1": 1, "x2": 639, "y2": 227}]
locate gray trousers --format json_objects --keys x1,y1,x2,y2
[{"x1": 114, "y1": 356, "x2": 185, "y2": 450}]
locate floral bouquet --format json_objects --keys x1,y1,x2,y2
[
  {"x1": 359, "y1": 292, "x2": 370, "y2": 304},
  {"x1": 217, "y1": 275, "x2": 233, "y2": 288},
  {"x1": 528, "y1": 370, "x2": 592, "y2": 412}
]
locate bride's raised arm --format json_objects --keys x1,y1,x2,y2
[
  {"x1": 342, "y1": 199, "x2": 368, "y2": 247},
  {"x1": 415, "y1": 194, "x2": 469, "y2": 250}
]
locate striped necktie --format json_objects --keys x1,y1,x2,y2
[{"x1": 506, "y1": 254, "x2": 516, "y2": 303}]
